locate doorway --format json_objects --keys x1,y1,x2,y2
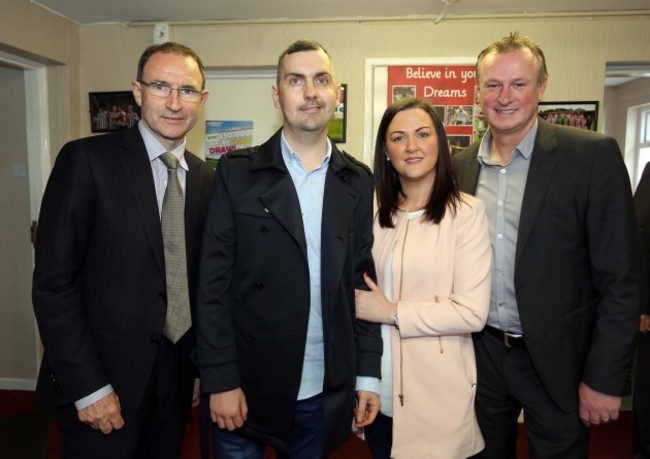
[{"x1": 0, "y1": 52, "x2": 50, "y2": 390}]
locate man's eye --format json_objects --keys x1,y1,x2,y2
[
  {"x1": 316, "y1": 76, "x2": 329, "y2": 85},
  {"x1": 153, "y1": 83, "x2": 168, "y2": 91},
  {"x1": 179, "y1": 88, "x2": 197, "y2": 96}
]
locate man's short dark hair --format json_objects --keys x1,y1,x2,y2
[
  {"x1": 137, "y1": 42, "x2": 206, "y2": 90},
  {"x1": 276, "y1": 39, "x2": 330, "y2": 85}
]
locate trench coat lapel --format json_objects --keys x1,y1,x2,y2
[
  {"x1": 320, "y1": 149, "x2": 362, "y2": 319},
  {"x1": 254, "y1": 131, "x2": 308, "y2": 263}
]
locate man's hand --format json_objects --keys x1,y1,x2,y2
[
  {"x1": 640, "y1": 314, "x2": 650, "y2": 334},
  {"x1": 209, "y1": 388, "x2": 248, "y2": 431},
  {"x1": 77, "y1": 391, "x2": 125, "y2": 435},
  {"x1": 355, "y1": 390, "x2": 380, "y2": 428},
  {"x1": 578, "y1": 382, "x2": 621, "y2": 426}
]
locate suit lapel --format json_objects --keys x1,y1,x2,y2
[
  {"x1": 515, "y1": 120, "x2": 559, "y2": 268},
  {"x1": 454, "y1": 144, "x2": 482, "y2": 193},
  {"x1": 119, "y1": 127, "x2": 166, "y2": 276}
]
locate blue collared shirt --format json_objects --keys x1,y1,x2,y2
[
  {"x1": 280, "y1": 131, "x2": 331, "y2": 400},
  {"x1": 475, "y1": 121, "x2": 538, "y2": 334}
]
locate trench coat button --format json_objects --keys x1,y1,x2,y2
[
  {"x1": 254, "y1": 282, "x2": 264, "y2": 292},
  {"x1": 259, "y1": 226, "x2": 270, "y2": 236},
  {"x1": 246, "y1": 333, "x2": 255, "y2": 342}
]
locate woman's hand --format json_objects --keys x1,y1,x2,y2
[{"x1": 354, "y1": 272, "x2": 397, "y2": 325}]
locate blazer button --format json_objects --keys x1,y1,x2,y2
[
  {"x1": 50, "y1": 374, "x2": 62, "y2": 393},
  {"x1": 259, "y1": 226, "x2": 270, "y2": 236},
  {"x1": 150, "y1": 338, "x2": 159, "y2": 345},
  {"x1": 344, "y1": 281, "x2": 352, "y2": 290},
  {"x1": 159, "y1": 292, "x2": 167, "y2": 300},
  {"x1": 246, "y1": 333, "x2": 255, "y2": 342},
  {"x1": 254, "y1": 282, "x2": 264, "y2": 292}
]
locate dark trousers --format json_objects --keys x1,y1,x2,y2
[
  {"x1": 59, "y1": 337, "x2": 189, "y2": 459},
  {"x1": 212, "y1": 393, "x2": 324, "y2": 459},
  {"x1": 635, "y1": 333, "x2": 650, "y2": 458},
  {"x1": 470, "y1": 330, "x2": 588, "y2": 459},
  {"x1": 364, "y1": 411, "x2": 393, "y2": 459}
]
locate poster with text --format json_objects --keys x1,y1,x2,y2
[
  {"x1": 205, "y1": 120, "x2": 254, "y2": 168},
  {"x1": 387, "y1": 65, "x2": 484, "y2": 151}
]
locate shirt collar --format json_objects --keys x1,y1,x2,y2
[
  {"x1": 280, "y1": 130, "x2": 331, "y2": 170},
  {"x1": 139, "y1": 121, "x2": 188, "y2": 171},
  {"x1": 477, "y1": 118, "x2": 538, "y2": 166}
]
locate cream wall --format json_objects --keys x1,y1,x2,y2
[
  {"x1": 79, "y1": 13, "x2": 650, "y2": 159},
  {"x1": 0, "y1": 0, "x2": 80, "y2": 154}
]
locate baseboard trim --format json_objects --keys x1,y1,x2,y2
[{"x1": 0, "y1": 378, "x2": 37, "y2": 391}]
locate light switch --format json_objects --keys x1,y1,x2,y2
[{"x1": 11, "y1": 162, "x2": 27, "y2": 178}]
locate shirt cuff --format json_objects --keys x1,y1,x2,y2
[
  {"x1": 356, "y1": 376, "x2": 379, "y2": 394},
  {"x1": 74, "y1": 384, "x2": 114, "y2": 410}
]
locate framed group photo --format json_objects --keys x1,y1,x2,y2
[
  {"x1": 89, "y1": 91, "x2": 141, "y2": 133},
  {"x1": 538, "y1": 101, "x2": 598, "y2": 131}
]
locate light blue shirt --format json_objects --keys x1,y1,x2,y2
[
  {"x1": 75, "y1": 122, "x2": 188, "y2": 410},
  {"x1": 475, "y1": 121, "x2": 537, "y2": 335},
  {"x1": 280, "y1": 132, "x2": 330, "y2": 400}
]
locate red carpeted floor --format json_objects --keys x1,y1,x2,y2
[{"x1": 0, "y1": 390, "x2": 633, "y2": 458}]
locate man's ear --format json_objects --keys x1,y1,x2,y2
[{"x1": 131, "y1": 80, "x2": 143, "y2": 107}]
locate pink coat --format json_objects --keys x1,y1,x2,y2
[{"x1": 373, "y1": 193, "x2": 491, "y2": 458}]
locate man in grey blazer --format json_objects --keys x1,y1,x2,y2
[
  {"x1": 196, "y1": 39, "x2": 381, "y2": 458},
  {"x1": 453, "y1": 32, "x2": 642, "y2": 458},
  {"x1": 32, "y1": 42, "x2": 214, "y2": 458}
]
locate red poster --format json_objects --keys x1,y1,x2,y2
[{"x1": 387, "y1": 65, "x2": 482, "y2": 153}]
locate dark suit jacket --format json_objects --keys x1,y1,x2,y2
[
  {"x1": 452, "y1": 118, "x2": 641, "y2": 412},
  {"x1": 633, "y1": 162, "x2": 650, "y2": 456},
  {"x1": 635, "y1": 162, "x2": 650, "y2": 314},
  {"x1": 196, "y1": 130, "x2": 381, "y2": 454},
  {"x1": 32, "y1": 126, "x2": 214, "y2": 428}
]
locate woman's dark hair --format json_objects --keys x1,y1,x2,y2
[{"x1": 373, "y1": 97, "x2": 461, "y2": 228}]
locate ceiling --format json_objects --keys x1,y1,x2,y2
[
  {"x1": 31, "y1": 0, "x2": 650, "y2": 86},
  {"x1": 31, "y1": 0, "x2": 650, "y2": 25}
]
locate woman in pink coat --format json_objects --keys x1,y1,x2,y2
[{"x1": 355, "y1": 98, "x2": 492, "y2": 458}]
